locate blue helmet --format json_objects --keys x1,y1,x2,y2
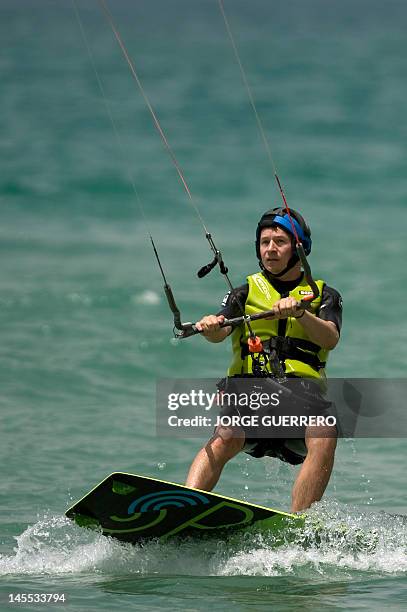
[{"x1": 255, "y1": 207, "x2": 312, "y2": 259}]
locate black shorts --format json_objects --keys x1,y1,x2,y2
[
  {"x1": 243, "y1": 437, "x2": 307, "y2": 465},
  {"x1": 216, "y1": 375, "x2": 335, "y2": 465}
]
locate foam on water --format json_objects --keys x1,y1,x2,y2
[
  {"x1": 1, "y1": 501, "x2": 406, "y2": 579},
  {"x1": 132, "y1": 290, "x2": 161, "y2": 306}
]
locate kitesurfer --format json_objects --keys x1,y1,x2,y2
[{"x1": 186, "y1": 208, "x2": 342, "y2": 512}]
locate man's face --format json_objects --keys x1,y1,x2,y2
[{"x1": 259, "y1": 226, "x2": 293, "y2": 275}]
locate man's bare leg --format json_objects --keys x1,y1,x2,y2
[
  {"x1": 291, "y1": 429, "x2": 337, "y2": 513},
  {"x1": 186, "y1": 426, "x2": 245, "y2": 491}
]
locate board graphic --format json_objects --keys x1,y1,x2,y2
[{"x1": 65, "y1": 472, "x2": 302, "y2": 544}]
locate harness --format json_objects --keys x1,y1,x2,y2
[{"x1": 240, "y1": 336, "x2": 326, "y2": 371}]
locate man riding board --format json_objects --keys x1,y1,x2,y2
[{"x1": 186, "y1": 207, "x2": 342, "y2": 512}]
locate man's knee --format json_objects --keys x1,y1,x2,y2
[
  {"x1": 305, "y1": 433, "x2": 337, "y2": 459},
  {"x1": 207, "y1": 426, "x2": 245, "y2": 460}
]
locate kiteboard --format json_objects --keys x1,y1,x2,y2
[{"x1": 66, "y1": 472, "x2": 303, "y2": 544}]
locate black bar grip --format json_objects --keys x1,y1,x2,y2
[
  {"x1": 178, "y1": 323, "x2": 201, "y2": 338},
  {"x1": 177, "y1": 301, "x2": 313, "y2": 339},
  {"x1": 197, "y1": 257, "x2": 217, "y2": 278},
  {"x1": 179, "y1": 319, "x2": 233, "y2": 339}
]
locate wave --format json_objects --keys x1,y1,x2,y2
[{"x1": 1, "y1": 500, "x2": 406, "y2": 578}]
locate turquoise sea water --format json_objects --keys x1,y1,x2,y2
[{"x1": 1, "y1": 0, "x2": 406, "y2": 609}]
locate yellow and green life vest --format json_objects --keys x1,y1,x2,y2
[{"x1": 228, "y1": 273, "x2": 329, "y2": 380}]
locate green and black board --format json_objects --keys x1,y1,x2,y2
[{"x1": 66, "y1": 472, "x2": 303, "y2": 544}]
